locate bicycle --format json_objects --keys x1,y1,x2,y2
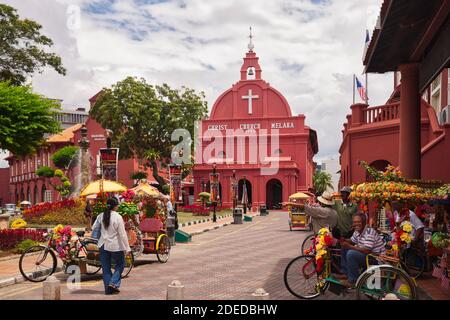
[
  {"x1": 284, "y1": 237, "x2": 417, "y2": 299},
  {"x1": 19, "y1": 230, "x2": 134, "y2": 282}
]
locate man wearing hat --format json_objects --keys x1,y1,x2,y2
[
  {"x1": 332, "y1": 186, "x2": 357, "y2": 239},
  {"x1": 302, "y1": 191, "x2": 338, "y2": 234}
]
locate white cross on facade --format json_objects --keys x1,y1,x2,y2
[{"x1": 242, "y1": 89, "x2": 259, "y2": 114}]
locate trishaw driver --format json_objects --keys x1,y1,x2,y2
[
  {"x1": 301, "y1": 191, "x2": 338, "y2": 234},
  {"x1": 332, "y1": 186, "x2": 357, "y2": 239}
]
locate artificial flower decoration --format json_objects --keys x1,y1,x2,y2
[
  {"x1": 50, "y1": 224, "x2": 75, "y2": 261},
  {"x1": 400, "y1": 232, "x2": 412, "y2": 244},
  {"x1": 401, "y1": 221, "x2": 413, "y2": 233},
  {"x1": 314, "y1": 227, "x2": 333, "y2": 272}
]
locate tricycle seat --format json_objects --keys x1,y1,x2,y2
[{"x1": 139, "y1": 218, "x2": 164, "y2": 233}]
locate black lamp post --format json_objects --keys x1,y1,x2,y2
[
  {"x1": 243, "y1": 175, "x2": 247, "y2": 215},
  {"x1": 232, "y1": 169, "x2": 236, "y2": 213},
  {"x1": 201, "y1": 178, "x2": 206, "y2": 208},
  {"x1": 78, "y1": 124, "x2": 90, "y2": 187},
  {"x1": 212, "y1": 163, "x2": 217, "y2": 223}
]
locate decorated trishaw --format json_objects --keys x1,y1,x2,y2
[
  {"x1": 121, "y1": 180, "x2": 171, "y2": 263},
  {"x1": 350, "y1": 162, "x2": 443, "y2": 279},
  {"x1": 285, "y1": 192, "x2": 312, "y2": 231},
  {"x1": 18, "y1": 179, "x2": 135, "y2": 282}
]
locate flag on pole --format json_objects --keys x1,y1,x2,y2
[
  {"x1": 355, "y1": 76, "x2": 367, "y2": 102},
  {"x1": 363, "y1": 29, "x2": 370, "y2": 61}
]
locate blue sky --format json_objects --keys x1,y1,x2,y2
[{"x1": 4, "y1": 0, "x2": 391, "y2": 162}]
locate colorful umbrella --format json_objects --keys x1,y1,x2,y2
[
  {"x1": 131, "y1": 182, "x2": 161, "y2": 198},
  {"x1": 80, "y1": 179, "x2": 127, "y2": 197},
  {"x1": 289, "y1": 192, "x2": 311, "y2": 200}
]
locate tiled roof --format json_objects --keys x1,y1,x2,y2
[{"x1": 47, "y1": 123, "x2": 83, "y2": 143}]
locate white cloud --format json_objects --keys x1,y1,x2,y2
[{"x1": 4, "y1": 0, "x2": 391, "y2": 160}]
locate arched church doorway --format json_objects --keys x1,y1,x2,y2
[
  {"x1": 266, "y1": 179, "x2": 282, "y2": 209},
  {"x1": 238, "y1": 179, "x2": 252, "y2": 206}
]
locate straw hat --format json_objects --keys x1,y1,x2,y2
[{"x1": 318, "y1": 191, "x2": 335, "y2": 206}]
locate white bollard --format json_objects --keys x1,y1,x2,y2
[
  {"x1": 252, "y1": 288, "x2": 270, "y2": 300},
  {"x1": 43, "y1": 276, "x2": 61, "y2": 300},
  {"x1": 382, "y1": 293, "x2": 400, "y2": 300},
  {"x1": 167, "y1": 280, "x2": 185, "y2": 300}
]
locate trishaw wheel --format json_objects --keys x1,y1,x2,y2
[
  {"x1": 355, "y1": 265, "x2": 417, "y2": 300},
  {"x1": 19, "y1": 245, "x2": 57, "y2": 282},
  {"x1": 156, "y1": 235, "x2": 171, "y2": 263},
  {"x1": 284, "y1": 255, "x2": 322, "y2": 299},
  {"x1": 301, "y1": 234, "x2": 315, "y2": 255},
  {"x1": 121, "y1": 252, "x2": 134, "y2": 279},
  {"x1": 85, "y1": 264, "x2": 102, "y2": 275},
  {"x1": 400, "y1": 247, "x2": 425, "y2": 279}
]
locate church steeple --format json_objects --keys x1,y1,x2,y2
[{"x1": 240, "y1": 27, "x2": 262, "y2": 81}]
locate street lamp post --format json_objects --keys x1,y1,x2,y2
[
  {"x1": 212, "y1": 163, "x2": 217, "y2": 223},
  {"x1": 232, "y1": 169, "x2": 236, "y2": 213},
  {"x1": 243, "y1": 175, "x2": 247, "y2": 215},
  {"x1": 201, "y1": 178, "x2": 206, "y2": 208},
  {"x1": 78, "y1": 124, "x2": 90, "y2": 188}
]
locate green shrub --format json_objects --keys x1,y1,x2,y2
[
  {"x1": 14, "y1": 239, "x2": 41, "y2": 254},
  {"x1": 36, "y1": 166, "x2": 54, "y2": 178},
  {"x1": 54, "y1": 169, "x2": 64, "y2": 177},
  {"x1": 51, "y1": 146, "x2": 79, "y2": 169}
]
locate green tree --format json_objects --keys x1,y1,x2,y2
[
  {"x1": 0, "y1": 4, "x2": 66, "y2": 85},
  {"x1": 313, "y1": 170, "x2": 334, "y2": 196},
  {"x1": 90, "y1": 77, "x2": 208, "y2": 189},
  {"x1": 0, "y1": 81, "x2": 60, "y2": 156},
  {"x1": 51, "y1": 146, "x2": 79, "y2": 169}
]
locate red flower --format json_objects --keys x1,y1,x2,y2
[
  {"x1": 315, "y1": 257, "x2": 324, "y2": 272},
  {"x1": 324, "y1": 235, "x2": 334, "y2": 246}
]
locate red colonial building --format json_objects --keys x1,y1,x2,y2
[
  {"x1": 6, "y1": 94, "x2": 170, "y2": 205},
  {"x1": 339, "y1": 0, "x2": 450, "y2": 186},
  {"x1": 193, "y1": 42, "x2": 318, "y2": 209}
]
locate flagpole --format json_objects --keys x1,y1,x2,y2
[
  {"x1": 353, "y1": 74, "x2": 355, "y2": 105},
  {"x1": 365, "y1": 72, "x2": 369, "y2": 105}
]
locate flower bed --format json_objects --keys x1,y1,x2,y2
[
  {"x1": 23, "y1": 199, "x2": 78, "y2": 220},
  {"x1": 0, "y1": 229, "x2": 46, "y2": 250},
  {"x1": 23, "y1": 198, "x2": 88, "y2": 226}
]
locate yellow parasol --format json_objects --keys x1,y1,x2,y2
[
  {"x1": 80, "y1": 179, "x2": 127, "y2": 197},
  {"x1": 289, "y1": 192, "x2": 311, "y2": 200},
  {"x1": 131, "y1": 182, "x2": 161, "y2": 198}
]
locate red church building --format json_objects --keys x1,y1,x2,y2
[{"x1": 193, "y1": 39, "x2": 318, "y2": 209}]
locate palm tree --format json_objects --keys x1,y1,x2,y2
[{"x1": 313, "y1": 171, "x2": 334, "y2": 196}]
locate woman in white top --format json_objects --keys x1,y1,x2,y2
[{"x1": 92, "y1": 197, "x2": 131, "y2": 295}]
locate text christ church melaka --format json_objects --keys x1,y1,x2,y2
[{"x1": 193, "y1": 34, "x2": 318, "y2": 210}]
